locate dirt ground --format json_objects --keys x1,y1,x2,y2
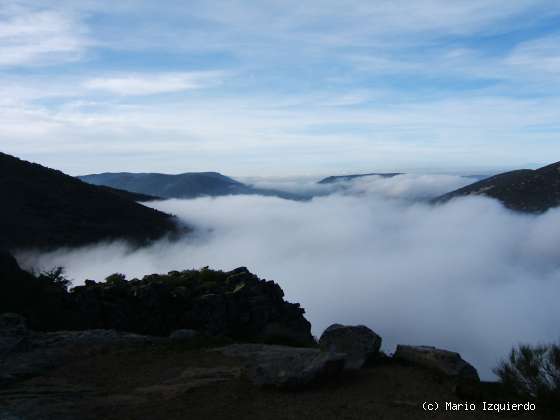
[{"x1": 0, "y1": 341, "x2": 553, "y2": 420}]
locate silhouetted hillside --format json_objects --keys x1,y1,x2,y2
[
  {"x1": 0, "y1": 153, "x2": 179, "y2": 251},
  {"x1": 435, "y1": 162, "x2": 560, "y2": 213},
  {"x1": 318, "y1": 173, "x2": 402, "y2": 184},
  {"x1": 79, "y1": 172, "x2": 306, "y2": 200}
]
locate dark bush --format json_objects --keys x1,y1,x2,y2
[
  {"x1": 39, "y1": 266, "x2": 72, "y2": 290},
  {"x1": 105, "y1": 273, "x2": 127, "y2": 284},
  {"x1": 494, "y1": 343, "x2": 560, "y2": 410}
]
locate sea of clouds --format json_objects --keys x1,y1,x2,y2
[{"x1": 19, "y1": 174, "x2": 560, "y2": 379}]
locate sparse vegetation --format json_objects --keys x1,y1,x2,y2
[
  {"x1": 105, "y1": 273, "x2": 127, "y2": 284},
  {"x1": 39, "y1": 266, "x2": 72, "y2": 290},
  {"x1": 494, "y1": 343, "x2": 560, "y2": 410}
]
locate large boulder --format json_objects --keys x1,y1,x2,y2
[
  {"x1": 319, "y1": 324, "x2": 382, "y2": 369},
  {"x1": 394, "y1": 345, "x2": 480, "y2": 381},
  {"x1": 216, "y1": 344, "x2": 346, "y2": 388}
]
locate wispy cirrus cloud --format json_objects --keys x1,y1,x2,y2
[
  {"x1": 506, "y1": 34, "x2": 560, "y2": 75},
  {"x1": 0, "y1": 4, "x2": 87, "y2": 66},
  {"x1": 2, "y1": 89, "x2": 560, "y2": 176},
  {"x1": 83, "y1": 71, "x2": 225, "y2": 96},
  {"x1": 2, "y1": 0, "x2": 560, "y2": 174}
]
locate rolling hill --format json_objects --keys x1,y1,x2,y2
[
  {"x1": 317, "y1": 173, "x2": 403, "y2": 184},
  {"x1": 435, "y1": 161, "x2": 560, "y2": 213},
  {"x1": 78, "y1": 172, "x2": 305, "y2": 200},
  {"x1": 0, "y1": 153, "x2": 179, "y2": 251}
]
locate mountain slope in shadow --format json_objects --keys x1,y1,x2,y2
[
  {"x1": 0, "y1": 153, "x2": 179, "y2": 251},
  {"x1": 435, "y1": 161, "x2": 560, "y2": 213}
]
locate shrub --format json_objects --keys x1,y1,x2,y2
[
  {"x1": 105, "y1": 273, "x2": 127, "y2": 284},
  {"x1": 39, "y1": 266, "x2": 72, "y2": 290},
  {"x1": 494, "y1": 343, "x2": 560, "y2": 409}
]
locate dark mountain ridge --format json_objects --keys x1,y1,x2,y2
[
  {"x1": 79, "y1": 172, "x2": 306, "y2": 200},
  {"x1": 435, "y1": 161, "x2": 560, "y2": 213},
  {"x1": 0, "y1": 153, "x2": 179, "y2": 251},
  {"x1": 318, "y1": 172, "x2": 403, "y2": 184}
]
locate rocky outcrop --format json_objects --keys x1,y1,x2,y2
[
  {"x1": 1, "y1": 254, "x2": 314, "y2": 346},
  {"x1": 71, "y1": 267, "x2": 314, "y2": 345},
  {"x1": 319, "y1": 324, "x2": 382, "y2": 370},
  {"x1": 215, "y1": 344, "x2": 345, "y2": 388},
  {"x1": 394, "y1": 345, "x2": 479, "y2": 381}
]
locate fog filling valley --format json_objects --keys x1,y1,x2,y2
[{"x1": 19, "y1": 174, "x2": 560, "y2": 379}]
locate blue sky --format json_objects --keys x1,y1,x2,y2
[{"x1": 1, "y1": 0, "x2": 560, "y2": 176}]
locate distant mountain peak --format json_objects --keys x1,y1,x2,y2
[
  {"x1": 318, "y1": 172, "x2": 403, "y2": 184},
  {"x1": 78, "y1": 171, "x2": 306, "y2": 200}
]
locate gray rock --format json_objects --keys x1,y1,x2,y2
[
  {"x1": 215, "y1": 344, "x2": 345, "y2": 387},
  {"x1": 0, "y1": 313, "x2": 29, "y2": 358},
  {"x1": 319, "y1": 324, "x2": 382, "y2": 370},
  {"x1": 134, "y1": 366, "x2": 241, "y2": 399},
  {"x1": 394, "y1": 345, "x2": 480, "y2": 381},
  {"x1": 0, "y1": 329, "x2": 162, "y2": 386},
  {"x1": 169, "y1": 329, "x2": 199, "y2": 341}
]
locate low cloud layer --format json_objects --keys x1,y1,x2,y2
[
  {"x1": 19, "y1": 175, "x2": 560, "y2": 378},
  {"x1": 242, "y1": 173, "x2": 473, "y2": 200}
]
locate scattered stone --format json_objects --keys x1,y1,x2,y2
[
  {"x1": 319, "y1": 324, "x2": 382, "y2": 370},
  {"x1": 215, "y1": 343, "x2": 345, "y2": 388},
  {"x1": 393, "y1": 345, "x2": 479, "y2": 381}
]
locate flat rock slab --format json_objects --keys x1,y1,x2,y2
[
  {"x1": 0, "y1": 329, "x2": 164, "y2": 386},
  {"x1": 134, "y1": 366, "x2": 241, "y2": 400},
  {"x1": 214, "y1": 344, "x2": 345, "y2": 388},
  {"x1": 394, "y1": 345, "x2": 479, "y2": 381}
]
